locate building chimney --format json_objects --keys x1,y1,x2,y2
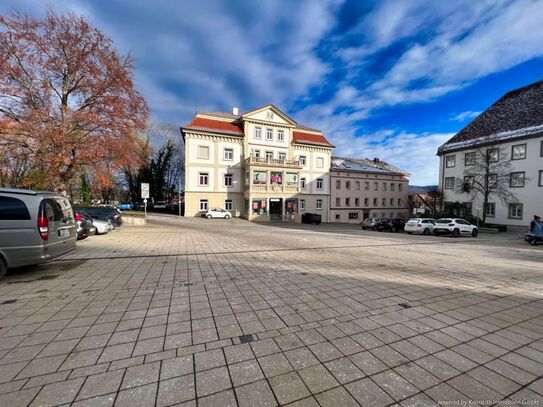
[
  {"x1": 373, "y1": 157, "x2": 379, "y2": 163},
  {"x1": 232, "y1": 107, "x2": 239, "y2": 115}
]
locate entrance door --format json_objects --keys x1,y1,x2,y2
[
  {"x1": 269, "y1": 198, "x2": 282, "y2": 221},
  {"x1": 363, "y1": 212, "x2": 370, "y2": 220}
]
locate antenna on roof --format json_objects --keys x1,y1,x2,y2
[{"x1": 232, "y1": 107, "x2": 239, "y2": 115}]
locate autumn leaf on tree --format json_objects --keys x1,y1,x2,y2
[{"x1": 0, "y1": 10, "x2": 149, "y2": 191}]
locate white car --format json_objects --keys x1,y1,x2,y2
[
  {"x1": 93, "y1": 218, "x2": 113, "y2": 235},
  {"x1": 204, "y1": 208, "x2": 232, "y2": 219},
  {"x1": 405, "y1": 218, "x2": 436, "y2": 235},
  {"x1": 153, "y1": 201, "x2": 167, "y2": 209},
  {"x1": 433, "y1": 218, "x2": 478, "y2": 237}
]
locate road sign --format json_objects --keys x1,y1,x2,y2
[{"x1": 141, "y1": 183, "x2": 149, "y2": 199}]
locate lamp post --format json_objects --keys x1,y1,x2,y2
[{"x1": 178, "y1": 177, "x2": 181, "y2": 217}]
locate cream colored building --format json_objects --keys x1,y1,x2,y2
[{"x1": 181, "y1": 105, "x2": 334, "y2": 222}]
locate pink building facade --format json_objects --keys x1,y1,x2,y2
[{"x1": 330, "y1": 157, "x2": 410, "y2": 223}]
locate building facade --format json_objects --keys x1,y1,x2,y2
[
  {"x1": 437, "y1": 81, "x2": 543, "y2": 226},
  {"x1": 181, "y1": 105, "x2": 334, "y2": 222},
  {"x1": 330, "y1": 157, "x2": 410, "y2": 223}
]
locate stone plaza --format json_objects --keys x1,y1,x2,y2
[{"x1": 0, "y1": 216, "x2": 542, "y2": 406}]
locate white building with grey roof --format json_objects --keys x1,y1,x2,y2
[{"x1": 437, "y1": 80, "x2": 543, "y2": 226}]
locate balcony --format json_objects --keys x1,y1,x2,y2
[
  {"x1": 245, "y1": 156, "x2": 302, "y2": 169},
  {"x1": 245, "y1": 183, "x2": 300, "y2": 193}
]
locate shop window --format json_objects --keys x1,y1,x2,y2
[
  {"x1": 252, "y1": 199, "x2": 267, "y2": 215},
  {"x1": 349, "y1": 212, "x2": 359, "y2": 220},
  {"x1": 252, "y1": 171, "x2": 267, "y2": 185},
  {"x1": 286, "y1": 172, "x2": 298, "y2": 185},
  {"x1": 270, "y1": 171, "x2": 283, "y2": 185}
]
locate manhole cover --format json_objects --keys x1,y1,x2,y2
[
  {"x1": 2, "y1": 299, "x2": 18, "y2": 304},
  {"x1": 239, "y1": 334, "x2": 254, "y2": 344},
  {"x1": 398, "y1": 303, "x2": 411, "y2": 309}
]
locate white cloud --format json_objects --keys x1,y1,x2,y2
[{"x1": 451, "y1": 111, "x2": 481, "y2": 122}]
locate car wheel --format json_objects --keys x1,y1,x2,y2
[
  {"x1": 434, "y1": 231, "x2": 440, "y2": 236},
  {"x1": 453, "y1": 228, "x2": 460, "y2": 237},
  {"x1": 224, "y1": 214, "x2": 230, "y2": 219},
  {"x1": 362, "y1": 227, "x2": 366, "y2": 230},
  {"x1": 472, "y1": 229, "x2": 478, "y2": 237},
  {"x1": 0, "y1": 258, "x2": 6, "y2": 280},
  {"x1": 206, "y1": 214, "x2": 212, "y2": 219},
  {"x1": 423, "y1": 228, "x2": 430, "y2": 235},
  {"x1": 372, "y1": 225, "x2": 377, "y2": 231},
  {"x1": 407, "y1": 232, "x2": 413, "y2": 234}
]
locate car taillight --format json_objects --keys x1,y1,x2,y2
[
  {"x1": 113, "y1": 215, "x2": 120, "y2": 220},
  {"x1": 416, "y1": 224, "x2": 421, "y2": 227},
  {"x1": 38, "y1": 216, "x2": 49, "y2": 240},
  {"x1": 75, "y1": 213, "x2": 83, "y2": 222}
]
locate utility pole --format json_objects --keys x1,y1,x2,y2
[{"x1": 178, "y1": 177, "x2": 181, "y2": 217}]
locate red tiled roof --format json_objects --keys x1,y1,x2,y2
[
  {"x1": 183, "y1": 117, "x2": 244, "y2": 136},
  {"x1": 292, "y1": 131, "x2": 334, "y2": 147}
]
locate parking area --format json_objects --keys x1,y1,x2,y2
[{"x1": 0, "y1": 216, "x2": 542, "y2": 406}]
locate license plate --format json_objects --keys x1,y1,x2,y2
[{"x1": 58, "y1": 229, "x2": 70, "y2": 238}]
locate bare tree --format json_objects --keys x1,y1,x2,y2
[{"x1": 454, "y1": 145, "x2": 517, "y2": 225}]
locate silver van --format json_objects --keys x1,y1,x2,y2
[{"x1": 0, "y1": 188, "x2": 77, "y2": 278}]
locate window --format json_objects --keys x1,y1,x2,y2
[
  {"x1": 316, "y1": 199, "x2": 323, "y2": 210},
  {"x1": 224, "y1": 148, "x2": 233, "y2": 161},
  {"x1": 485, "y1": 203, "x2": 495, "y2": 217},
  {"x1": 336, "y1": 180, "x2": 341, "y2": 190},
  {"x1": 488, "y1": 173, "x2": 498, "y2": 187},
  {"x1": 398, "y1": 198, "x2": 402, "y2": 206},
  {"x1": 270, "y1": 171, "x2": 283, "y2": 185},
  {"x1": 253, "y1": 171, "x2": 267, "y2": 184},
  {"x1": 364, "y1": 198, "x2": 368, "y2": 207},
  {"x1": 299, "y1": 155, "x2": 306, "y2": 166},
  {"x1": 299, "y1": 199, "x2": 305, "y2": 211},
  {"x1": 541, "y1": 140, "x2": 543, "y2": 157},
  {"x1": 488, "y1": 148, "x2": 499, "y2": 162},
  {"x1": 316, "y1": 178, "x2": 323, "y2": 190},
  {"x1": 199, "y1": 200, "x2": 208, "y2": 211},
  {"x1": 278, "y1": 152, "x2": 286, "y2": 161},
  {"x1": 286, "y1": 172, "x2": 298, "y2": 185},
  {"x1": 365, "y1": 181, "x2": 369, "y2": 190},
  {"x1": 355, "y1": 181, "x2": 360, "y2": 190},
  {"x1": 355, "y1": 198, "x2": 360, "y2": 207},
  {"x1": 463, "y1": 176, "x2": 474, "y2": 192},
  {"x1": 390, "y1": 198, "x2": 394, "y2": 206},
  {"x1": 382, "y1": 198, "x2": 386, "y2": 206},
  {"x1": 254, "y1": 127, "x2": 262, "y2": 139},
  {"x1": 539, "y1": 170, "x2": 543, "y2": 187},
  {"x1": 444, "y1": 177, "x2": 455, "y2": 189},
  {"x1": 300, "y1": 177, "x2": 306, "y2": 189},
  {"x1": 374, "y1": 182, "x2": 378, "y2": 191},
  {"x1": 382, "y1": 183, "x2": 387, "y2": 191},
  {"x1": 349, "y1": 213, "x2": 359, "y2": 220},
  {"x1": 390, "y1": 183, "x2": 395, "y2": 191},
  {"x1": 373, "y1": 198, "x2": 378, "y2": 206},
  {"x1": 0, "y1": 196, "x2": 31, "y2": 220},
  {"x1": 510, "y1": 172, "x2": 525, "y2": 187},
  {"x1": 508, "y1": 203, "x2": 523, "y2": 219},
  {"x1": 225, "y1": 200, "x2": 233, "y2": 211},
  {"x1": 345, "y1": 198, "x2": 350, "y2": 206},
  {"x1": 251, "y1": 149, "x2": 260, "y2": 158},
  {"x1": 252, "y1": 199, "x2": 267, "y2": 215},
  {"x1": 511, "y1": 144, "x2": 526, "y2": 160},
  {"x1": 224, "y1": 174, "x2": 233, "y2": 187},
  {"x1": 346, "y1": 181, "x2": 351, "y2": 190},
  {"x1": 199, "y1": 173, "x2": 209, "y2": 186},
  {"x1": 197, "y1": 145, "x2": 209, "y2": 159},
  {"x1": 335, "y1": 197, "x2": 341, "y2": 207},
  {"x1": 265, "y1": 151, "x2": 273, "y2": 159},
  {"x1": 266, "y1": 128, "x2": 273, "y2": 140},
  {"x1": 465, "y1": 152, "x2": 476, "y2": 166},
  {"x1": 446, "y1": 155, "x2": 456, "y2": 168},
  {"x1": 398, "y1": 183, "x2": 403, "y2": 192},
  {"x1": 335, "y1": 214, "x2": 341, "y2": 220},
  {"x1": 316, "y1": 157, "x2": 324, "y2": 168},
  {"x1": 277, "y1": 130, "x2": 284, "y2": 141}
]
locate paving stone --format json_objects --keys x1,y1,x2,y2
[
  {"x1": 269, "y1": 371, "x2": 310, "y2": 405},
  {"x1": 372, "y1": 370, "x2": 419, "y2": 401},
  {"x1": 157, "y1": 374, "x2": 195, "y2": 406},
  {"x1": 198, "y1": 389, "x2": 237, "y2": 407},
  {"x1": 349, "y1": 351, "x2": 388, "y2": 375},
  {"x1": 76, "y1": 370, "x2": 125, "y2": 400},
  {"x1": 0, "y1": 387, "x2": 41, "y2": 407},
  {"x1": 120, "y1": 361, "x2": 160, "y2": 389},
  {"x1": 345, "y1": 377, "x2": 395, "y2": 406},
  {"x1": 24, "y1": 371, "x2": 70, "y2": 388},
  {"x1": 250, "y1": 338, "x2": 281, "y2": 358},
  {"x1": 298, "y1": 364, "x2": 339, "y2": 393},
  {"x1": 60, "y1": 349, "x2": 103, "y2": 370},
  {"x1": 235, "y1": 380, "x2": 277, "y2": 407},
  {"x1": 315, "y1": 386, "x2": 359, "y2": 407},
  {"x1": 224, "y1": 344, "x2": 254, "y2": 364},
  {"x1": 16, "y1": 354, "x2": 68, "y2": 379},
  {"x1": 195, "y1": 349, "x2": 226, "y2": 372},
  {"x1": 196, "y1": 366, "x2": 231, "y2": 397},
  {"x1": 97, "y1": 342, "x2": 135, "y2": 364},
  {"x1": 228, "y1": 359, "x2": 264, "y2": 386},
  {"x1": 30, "y1": 377, "x2": 85, "y2": 406},
  {"x1": 72, "y1": 393, "x2": 116, "y2": 407},
  {"x1": 308, "y1": 342, "x2": 343, "y2": 362},
  {"x1": 115, "y1": 382, "x2": 157, "y2": 407},
  {"x1": 165, "y1": 333, "x2": 192, "y2": 349},
  {"x1": 325, "y1": 357, "x2": 365, "y2": 384},
  {"x1": 258, "y1": 352, "x2": 293, "y2": 378},
  {"x1": 160, "y1": 355, "x2": 194, "y2": 380},
  {"x1": 284, "y1": 347, "x2": 320, "y2": 370}
]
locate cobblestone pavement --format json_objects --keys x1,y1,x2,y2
[{"x1": 0, "y1": 215, "x2": 542, "y2": 406}]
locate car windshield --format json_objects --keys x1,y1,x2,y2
[{"x1": 436, "y1": 219, "x2": 452, "y2": 223}]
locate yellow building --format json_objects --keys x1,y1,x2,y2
[{"x1": 181, "y1": 104, "x2": 334, "y2": 222}]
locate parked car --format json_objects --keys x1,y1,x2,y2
[
  {"x1": 79, "y1": 211, "x2": 112, "y2": 235},
  {"x1": 404, "y1": 218, "x2": 436, "y2": 235},
  {"x1": 376, "y1": 218, "x2": 406, "y2": 232},
  {"x1": 118, "y1": 202, "x2": 133, "y2": 211},
  {"x1": 203, "y1": 208, "x2": 232, "y2": 219},
  {"x1": 76, "y1": 206, "x2": 123, "y2": 227},
  {"x1": 75, "y1": 211, "x2": 95, "y2": 240},
  {"x1": 302, "y1": 213, "x2": 321, "y2": 225},
  {"x1": 0, "y1": 188, "x2": 77, "y2": 278},
  {"x1": 433, "y1": 218, "x2": 478, "y2": 237},
  {"x1": 361, "y1": 218, "x2": 381, "y2": 230},
  {"x1": 153, "y1": 201, "x2": 167, "y2": 209}
]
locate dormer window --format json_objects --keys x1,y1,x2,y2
[{"x1": 266, "y1": 111, "x2": 274, "y2": 120}]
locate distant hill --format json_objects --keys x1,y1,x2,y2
[{"x1": 409, "y1": 185, "x2": 438, "y2": 195}]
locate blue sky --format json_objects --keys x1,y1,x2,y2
[{"x1": 2, "y1": 0, "x2": 543, "y2": 184}]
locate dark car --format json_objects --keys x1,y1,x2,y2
[
  {"x1": 75, "y1": 211, "x2": 95, "y2": 240},
  {"x1": 376, "y1": 218, "x2": 405, "y2": 232},
  {"x1": 76, "y1": 206, "x2": 123, "y2": 226},
  {"x1": 302, "y1": 213, "x2": 321, "y2": 225}
]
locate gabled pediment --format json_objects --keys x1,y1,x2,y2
[{"x1": 242, "y1": 104, "x2": 297, "y2": 126}]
